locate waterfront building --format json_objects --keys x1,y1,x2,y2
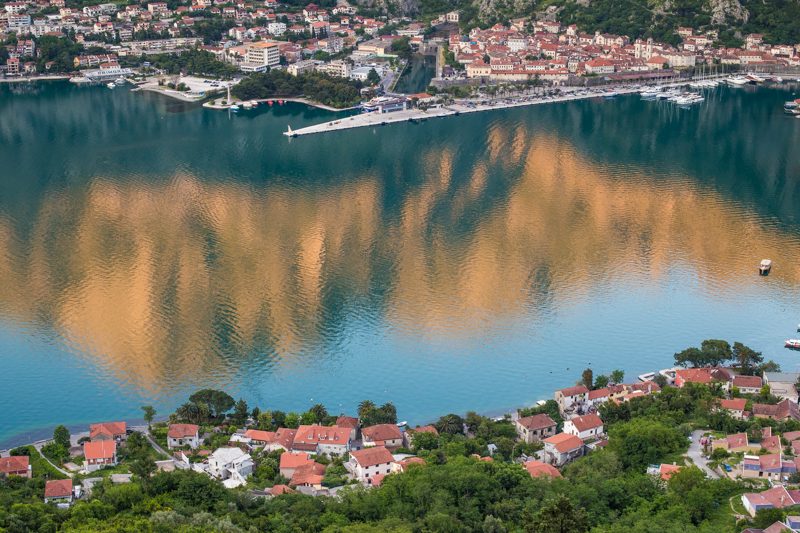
[
  {"x1": 361, "y1": 96, "x2": 407, "y2": 114},
  {"x1": 167, "y1": 424, "x2": 200, "y2": 449},
  {"x1": 89, "y1": 421, "x2": 127, "y2": 441},
  {"x1": 335, "y1": 416, "x2": 360, "y2": 441},
  {"x1": 82, "y1": 65, "x2": 134, "y2": 81},
  {"x1": 240, "y1": 41, "x2": 280, "y2": 72},
  {"x1": 348, "y1": 446, "x2": 395, "y2": 484},
  {"x1": 554, "y1": 385, "x2": 588, "y2": 415},
  {"x1": 316, "y1": 59, "x2": 351, "y2": 78},
  {"x1": 361, "y1": 424, "x2": 403, "y2": 449},
  {"x1": 514, "y1": 413, "x2": 557, "y2": 443},
  {"x1": 764, "y1": 373, "x2": 800, "y2": 403},
  {"x1": 732, "y1": 375, "x2": 763, "y2": 394}
]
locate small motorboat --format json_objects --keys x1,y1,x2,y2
[
  {"x1": 786, "y1": 339, "x2": 800, "y2": 350},
  {"x1": 106, "y1": 82, "x2": 116, "y2": 89},
  {"x1": 229, "y1": 105, "x2": 239, "y2": 112},
  {"x1": 759, "y1": 259, "x2": 772, "y2": 275}
]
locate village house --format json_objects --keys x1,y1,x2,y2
[
  {"x1": 718, "y1": 398, "x2": 748, "y2": 419},
  {"x1": 753, "y1": 399, "x2": 800, "y2": 422},
  {"x1": 563, "y1": 414, "x2": 604, "y2": 441},
  {"x1": 0, "y1": 456, "x2": 31, "y2": 478},
  {"x1": 674, "y1": 368, "x2": 732, "y2": 388},
  {"x1": 711, "y1": 432, "x2": 755, "y2": 453},
  {"x1": 524, "y1": 460, "x2": 562, "y2": 479},
  {"x1": 740, "y1": 453, "x2": 798, "y2": 481},
  {"x1": 543, "y1": 433, "x2": 585, "y2": 467},
  {"x1": 361, "y1": 424, "x2": 403, "y2": 449},
  {"x1": 646, "y1": 463, "x2": 681, "y2": 481},
  {"x1": 279, "y1": 451, "x2": 314, "y2": 479},
  {"x1": 89, "y1": 421, "x2": 127, "y2": 441},
  {"x1": 206, "y1": 447, "x2": 254, "y2": 488},
  {"x1": 554, "y1": 385, "x2": 589, "y2": 415},
  {"x1": 289, "y1": 462, "x2": 326, "y2": 489},
  {"x1": 83, "y1": 440, "x2": 117, "y2": 472},
  {"x1": 292, "y1": 425, "x2": 350, "y2": 456},
  {"x1": 515, "y1": 413, "x2": 557, "y2": 443},
  {"x1": 167, "y1": 424, "x2": 200, "y2": 449},
  {"x1": 348, "y1": 445, "x2": 395, "y2": 484},
  {"x1": 391, "y1": 456, "x2": 426, "y2": 474},
  {"x1": 336, "y1": 416, "x2": 360, "y2": 441},
  {"x1": 742, "y1": 485, "x2": 800, "y2": 517},
  {"x1": 733, "y1": 375, "x2": 763, "y2": 394},
  {"x1": 44, "y1": 479, "x2": 74, "y2": 505}
]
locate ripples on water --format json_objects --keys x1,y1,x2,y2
[{"x1": 1, "y1": 82, "x2": 800, "y2": 443}]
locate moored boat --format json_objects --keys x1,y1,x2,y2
[
  {"x1": 759, "y1": 259, "x2": 772, "y2": 275},
  {"x1": 106, "y1": 82, "x2": 116, "y2": 89},
  {"x1": 786, "y1": 339, "x2": 800, "y2": 349}
]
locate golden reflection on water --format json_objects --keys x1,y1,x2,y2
[{"x1": 0, "y1": 130, "x2": 799, "y2": 391}]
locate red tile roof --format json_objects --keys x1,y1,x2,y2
[
  {"x1": 544, "y1": 433, "x2": 584, "y2": 453},
  {"x1": 517, "y1": 414, "x2": 556, "y2": 431},
  {"x1": 350, "y1": 445, "x2": 394, "y2": 468},
  {"x1": 557, "y1": 385, "x2": 589, "y2": 397},
  {"x1": 733, "y1": 375, "x2": 763, "y2": 389},
  {"x1": 720, "y1": 398, "x2": 746, "y2": 411},
  {"x1": 361, "y1": 424, "x2": 402, "y2": 443},
  {"x1": 289, "y1": 462, "x2": 326, "y2": 486},
  {"x1": 44, "y1": 479, "x2": 73, "y2": 498},
  {"x1": 753, "y1": 400, "x2": 800, "y2": 421},
  {"x1": 588, "y1": 388, "x2": 610, "y2": 400},
  {"x1": 279, "y1": 452, "x2": 313, "y2": 469},
  {"x1": 395, "y1": 457, "x2": 425, "y2": 471},
  {"x1": 409, "y1": 425, "x2": 439, "y2": 436},
  {"x1": 83, "y1": 440, "x2": 116, "y2": 460},
  {"x1": 0, "y1": 455, "x2": 29, "y2": 475},
  {"x1": 268, "y1": 484, "x2": 295, "y2": 495},
  {"x1": 168, "y1": 424, "x2": 199, "y2": 439},
  {"x1": 335, "y1": 416, "x2": 359, "y2": 429},
  {"x1": 725, "y1": 432, "x2": 749, "y2": 448},
  {"x1": 742, "y1": 485, "x2": 800, "y2": 511},
  {"x1": 244, "y1": 429, "x2": 276, "y2": 443},
  {"x1": 659, "y1": 463, "x2": 681, "y2": 480},
  {"x1": 568, "y1": 414, "x2": 603, "y2": 432},
  {"x1": 89, "y1": 421, "x2": 126, "y2": 439},
  {"x1": 524, "y1": 460, "x2": 562, "y2": 478},
  {"x1": 293, "y1": 425, "x2": 349, "y2": 448}
]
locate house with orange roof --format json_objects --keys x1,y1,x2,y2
[
  {"x1": 543, "y1": 433, "x2": 585, "y2": 466},
  {"x1": 279, "y1": 451, "x2": 314, "y2": 479},
  {"x1": 289, "y1": 462, "x2": 326, "y2": 488},
  {"x1": 524, "y1": 460, "x2": 562, "y2": 479},
  {"x1": 718, "y1": 398, "x2": 747, "y2": 419},
  {"x1": 753, "y1": 399, "x2": 800, "y2": 422},
  {"x1": 515, "y1": 413, "x2": 557, "y2": 443},
  {"x1": 167, "y1": 424, "x2": 200, "y2": 449},
  {"x1": 44, "y1": 479, "x2": 74, "y2": 505},
  {"x1": 83, "y1": 440, "x2": 117, "y2": 472},
  {"x1": 361, "y1": 424, "x2": 403, "y2": 449},
  {"x1": 292, "y1": 425, "x2": 350, "y2": 456},
  {"x1": 647, "y1": 463, "x2": 681, "y2": 480},
  {"x1": 348, "y1": 445, "x2": 395, "y2": 484},
  {"x1": 0, "y1": 456, "x2": 31, "y2": 478},
  {"x1": 89, "y1": 421, "x2": 127, "y2": 441},
  {"x1": 263, "y1": 428, "x2": 297, "y2": 452},
  {"x1": 741, "y1": 485, "x2": 800, "y2": 517},
  {"x1": 335, "y1": 416, "x2": 359, "y2": 441},
  {"x1": 711, "y1": 432, "x2": 754, "y2": 453},
  {"x1": 674, "y1": 368, "x2": 732, "y2": 389},
  {"x1": 391, "y1": 456, "x2": 426, "y2": 474},
  {"x1": 243, "y1": 429, "x2": 277, "y2": 447},
  {"x1": 404, "y1": 425, "x2": 439, "y2": 447},
  {"x1": 733, "y1": 375, "x2": 763, "y2": 394},
  {"x1": 266, "y1": 484, "x2": 295, "y2": 496}
]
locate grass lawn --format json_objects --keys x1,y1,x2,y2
[{"x1": 14, "y1": 446, "x2": 67, "y2": 480}]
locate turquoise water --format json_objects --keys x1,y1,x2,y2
[{"x1": 1, "y1": 80, "x2": 800, "y2": 446}]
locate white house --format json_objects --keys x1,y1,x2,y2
[
  {"x1": 348, "y1": 446, "x2": 395, "y2": 484},
  {"x1": 732, "y1": 375, "x2": 763, "y2": 395},
  {"x1": 554, "y1": 385, "x2": 589, "y2": 415},
  {"x1": 44, "y1": 479, "x2": 74, "y2": 505},
  {"x1": 563, "y1": 414, "x2": 604, "y2": 441},
  {"x1": 543, "y1": 433, "x2": 585, "y2": 467},
  {"x1": 167, "y1": 424, "x2": 200, "y2": 449},
  {"x1": 207, "y1": 447, "x2": 254, "y2": 488},
  {"x1": 292, "y1": 425, "x2": 350, "y2": 456},
  {"x1": 83, "y1": 440, "x2": 117, "y2": 472}
]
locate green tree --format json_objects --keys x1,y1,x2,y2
[
  {"x1": 733, "y1": 342, "x2": 764, "y2": 375},
  {"x1": 594, "y1": 375, "x2": 609, "y2": 389},
  {"x1": 608, "y1": 417, "x2": 686, "y2": 470},
  {"x1": 141, "y1": 406, "x2": 156, "y2": 429},
  {"x1": 436, "y1": 414, "x2": 465, "y2": 435},
  {"x1": 366, "y1": 67, "x2": 381, "y2": 85},
  {"x1": 610, "y1": 369, "x2": 624, "y2": 384},
  {"x1": 53, "y1": 425, "x2": 71, "y2": 448},
  {"x1": 232, "y1": 399, "x2": 249, "y2": 426},
  {"x1": 188, "y1": 389, "x2": 235, "y2": 419},
  {"x1": 309, "y1": 404, "x2": 328, "y2": 423},
  {"x1": 581, "y1": 368, "x2": 593, "y2": 390},
  {"x1": 529, "y1": 494, "x2": 588, "y2": 533},
  {"x1": 130, "y1": 458, "x2": 157, "y2": 488}
]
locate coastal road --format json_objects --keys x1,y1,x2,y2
[
  {"x1": 32, "y1": 441, "x2": 73, "y2": 478},
  {"x1": 686, "y1": 430, "x2": 719, "y2": 479}
]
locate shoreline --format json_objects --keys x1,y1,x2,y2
[
  {"x1": 0, "y1": 75, "x2": 70, "y2": 84},
  {"x1": 202, "y1": 95, "x2": 357, "y2": 112}
]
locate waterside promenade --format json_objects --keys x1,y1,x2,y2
[{"x1": 283, "y1": 79, "x2": 720, "y2": 137}]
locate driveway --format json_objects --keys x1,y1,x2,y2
[{"x1": 685, "y1": 430, "x2": 719, "y2": 479}]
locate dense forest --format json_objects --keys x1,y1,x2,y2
[
  {"x1": 3, "y1": 382, "x2": 800, "y2": 532},
  {"x1": 232, "y1": 69, "x2": 365, "y2": 108}
]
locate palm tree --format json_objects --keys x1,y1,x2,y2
[
  {"x1": 310, "y1": 403, "x2": 328, "y2": 423},
  {"x1": 436, "y1": 414, "x2": 464, "y2": 435},
  {"x1": 358, "y1": 400, "x2": 376, "y2": 420}
]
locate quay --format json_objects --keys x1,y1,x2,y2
[{"x1": 283, "y1": 79, "x2": 715, "y2": 137}]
